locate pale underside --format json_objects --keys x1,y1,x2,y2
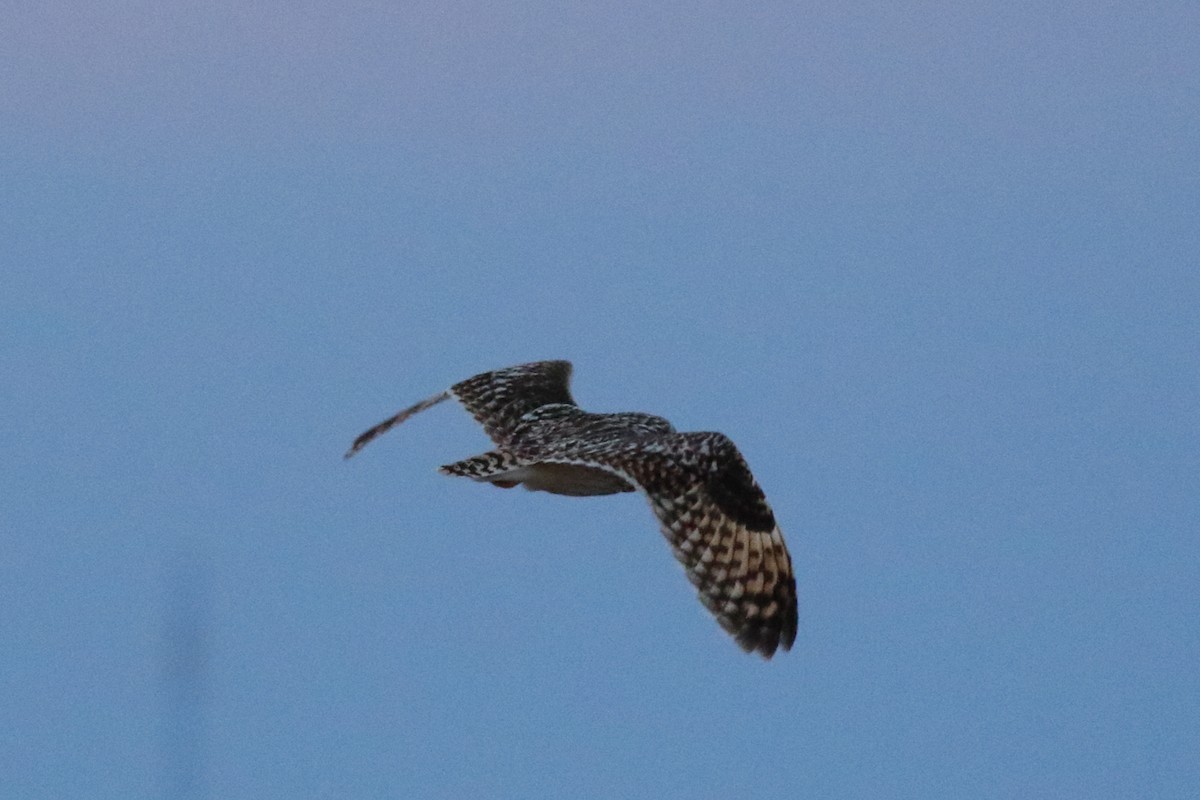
[{"x1": 476, "y1": 462, "x2": 634, "y2": 496}]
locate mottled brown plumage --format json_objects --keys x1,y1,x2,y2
[{"x1": 346, "y1": 361, "x2": 797, "y2": 658}]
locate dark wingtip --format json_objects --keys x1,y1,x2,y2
[
  {"x1": 736, "y1": 627, "x2": 783, "y2": 660},
  {"x1": 343, "y1": 434, "x2": 371, "y2": 460}
]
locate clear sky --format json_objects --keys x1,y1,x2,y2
[{"x1": 3, "y1": 2, "x2": 1197, "y2": 798}]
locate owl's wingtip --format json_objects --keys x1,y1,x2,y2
[{"x1": 343, "y1": 437, "x2": 369, "y2": 460}]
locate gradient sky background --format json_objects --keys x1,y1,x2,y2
[{"x1": 3, "y1": 2, "x2": 1197, "y2": 798}]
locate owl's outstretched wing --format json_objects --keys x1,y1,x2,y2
[
  {"x1": 344, "y1": 360, "x2": 575, "y2": 458},
  {"x1": 536, "y1": 431, "x2": 798, "y2": 658},
  {"x1": 450, "y1": 360, "x2": 575, "y2": 446}
]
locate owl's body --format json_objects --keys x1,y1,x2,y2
[{"x1": 346, "y1": 360, "x2": 798, "y2": 658}]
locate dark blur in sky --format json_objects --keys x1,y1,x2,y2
[{"x1": 3, "y1": 2, "x2": 1197, "y2": 798}]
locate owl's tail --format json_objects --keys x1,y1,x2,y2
[{"x1": 438, "y1": 450, "x2": 525, "y2": 485}]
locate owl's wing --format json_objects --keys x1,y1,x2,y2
[
  {"x1": 538, "y1": 431, "x2": 798, "y2": 658},
  {"x1": 344, "y1": 361, "x2": 575, "y2": 458},
  {"x1": 450, "y1": 360, "x2": 575, "y2": 446}
]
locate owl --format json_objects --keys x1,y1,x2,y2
[{"x1": 347, "y1": 361, "x2": 797, "y2": 658}]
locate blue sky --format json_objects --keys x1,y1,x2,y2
[{"x1": 3, "y1": 2, "x2": 1197, "y2": 798}]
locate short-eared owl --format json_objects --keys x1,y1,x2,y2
[{"x1": 346, "y1": 360, "x2": 797, "y2": 658}]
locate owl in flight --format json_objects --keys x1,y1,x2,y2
[{"x1": 345, "y1": 361, "x2": 797, "y2": 658}]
